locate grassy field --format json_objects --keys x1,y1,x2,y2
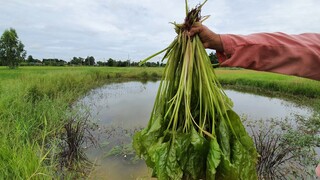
[
  {"x1": 216, "y1": 69, "x2": 320, "y2": 109},
  {"x1": 0, "y1": 66, "x2": 162, "y2": 179},
  {"x1": 217, "y1": 69, "x2": 320, "y2": 97},
  {"x1": 0, "y1": 66, "x2": 319, "y2": 179}
]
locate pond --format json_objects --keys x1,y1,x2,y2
[{"x1": 78, "y1": 81, "x2": 316, "y2": 179}]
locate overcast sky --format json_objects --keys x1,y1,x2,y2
[{"x1": 0, "y1": 0, "x2": 319, "y2": 62}]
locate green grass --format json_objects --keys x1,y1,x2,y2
[
  {"x1": 216, "y1": 69, "x2": 320, "y2": 97},
  {"x1": 215, "y1": 69, "x2": 320, "y2": 109},
  {"x1": 0, "y1": 66, "x2": 163, "y2": 179},
  {"x1": 0, "y1": 66, "x2": 319, "y2": 179}
]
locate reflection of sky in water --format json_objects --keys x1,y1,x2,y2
[
  {"x1": 78, "y1": 81, "x2": 315, "y2": 179},
  {"x1": 225, "y1": 90, "x2": 312, "y2": 121},
  {"x1": 79, "y1": 81, "x2": 312, "y2": 128},
  {"x1": 79, "y1": 81, "x2": 159, "y2": 129}
]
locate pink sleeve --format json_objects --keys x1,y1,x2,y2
[{"x1": 217, "y1": 32, "x2": 320, "y2": 81}]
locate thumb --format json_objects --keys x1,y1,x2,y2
[{"x1": 188, "y1": 26, "x2": 202, "y2": 37}]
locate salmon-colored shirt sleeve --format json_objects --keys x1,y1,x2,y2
[{"x1": 216, "y1": 32, "x2": 320, "y2": 81}]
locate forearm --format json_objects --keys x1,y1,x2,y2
[
  {"x1": 217, "y1": 32, "x2": 320, "y2": 81},
  {"x1": 206, "y1": 33, "x2": 224, "y2": 52}
]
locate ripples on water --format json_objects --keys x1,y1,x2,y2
[{"x1": 77, "y1": 81, "x2": 315, "y2": 179}]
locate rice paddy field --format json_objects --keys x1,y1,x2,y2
[{"x1": 0, "y1": 66, "x2": 319, "y2": 179}]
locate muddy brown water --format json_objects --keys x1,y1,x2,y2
[{"x1": 77, "y1": 81, "x2": 314, "y2": 179}]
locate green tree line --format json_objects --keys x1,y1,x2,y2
[{"x1": 0, "y1": 28, "x2": 217, "y2": 68}]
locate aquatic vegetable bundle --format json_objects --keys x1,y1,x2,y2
[{"x1": 133, "y1": 1, "x2": 257, "y2": 179}]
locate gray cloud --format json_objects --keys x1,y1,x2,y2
[{"x1": 0, "y1": 0, "x2": 319, "y2": 61}]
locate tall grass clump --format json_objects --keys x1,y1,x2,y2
[
  {"x1": 57, "y1": 110, "x2": 98, "y2": 178},
  {"x1": 246, "y1": 113, "x2": 320, "y2": 179}
]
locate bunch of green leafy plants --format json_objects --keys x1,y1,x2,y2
[{"x1": 133, "y1": 1, "x2": 257, "y2": 179}]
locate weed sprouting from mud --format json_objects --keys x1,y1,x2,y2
[
  {"x1": 245, "y1": 113, "x2": 320, "y2": 179},
  {"x1": 57, "y1": 111, "x2": 98, "y2": 177}
]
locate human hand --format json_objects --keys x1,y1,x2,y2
[{"x1": 188, "y1": 25, "x2": 224, "y2": 52}]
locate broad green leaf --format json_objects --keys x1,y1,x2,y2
[
  {"x1": 216, "y1": 117, "x2": 231, "y2": 160},
  {"x1": 184, "y1": 128, "x2": 209, "y2": 179},
  {"x1": 227, "y1": 110, "x2": 257, "y2": 157},
  {"x1": 151, "y1": 141, "x2": 183, "y2": 180},
  {"x1": 206, "y1": 139, "x2": 221, "y2": 180}
]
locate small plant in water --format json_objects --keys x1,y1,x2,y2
[
  {"x1": 245, "y1": 113, "x2": 320, "y2": 180},
  {"x1": 103, "y1": 126, "x2": 144, "y2": 164},
  {"x1": 57, "y1": 111, "x2": 98, "y2": 178}
]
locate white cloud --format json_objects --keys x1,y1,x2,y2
[
  {"x1": 259, "y1": 0, "x2": 320, "y2": 33},
  {"x1": 0, "y1": 0, "x2": 319, "y2": 61}
]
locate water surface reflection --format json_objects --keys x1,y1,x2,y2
[{"x1": 78, "y1": 81, "x2": 313, "y2": 179}]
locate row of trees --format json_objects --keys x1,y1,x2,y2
[
  {"x1": 96, "y1": 58, "x2": 163, "y2": 67},
  {"x1": 22, "y1": 56, "x2": 163, "y2": 67},
  {"x1": 70, "y1": 56, "x2": 95, "y2": 66},
  {"x1": 0, "y1": 28, "x2": 217, "y2": 68},
  {"x1": 24, "y1": 55, "x2": 97, "y2": 66}
]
